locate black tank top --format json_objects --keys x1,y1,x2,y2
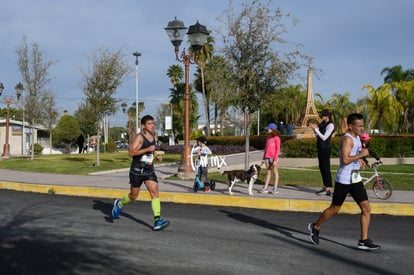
[{"x1": 131, "y1": 133, "x2": 156, "y2": 169}]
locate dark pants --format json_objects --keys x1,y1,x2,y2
[
  {"x1": 198, "y1": 166, "x2": 209, "y2": 184},
  {"x1": 318, "y1": 147, "x2": 332, "y2": 188}
]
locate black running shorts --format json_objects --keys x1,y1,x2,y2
[
  {"x1": 129, "y1": 166, "x2": 158, "y2": 188},
  {"x1": 332, "y1": 181, "x2": 368, "y2": 206}
]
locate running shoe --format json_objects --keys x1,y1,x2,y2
[
  {"x1": 153, "y1": 219, "x2": 170, "y2": 231},
  {"x1": 357, "y1": 239, "x2": 381, "y2": 251},
  {"x1": 315, "y1": 188, "x2": 326, "y2": 195},
  {"x1": 112, "y1": 199, "x2": 122, "y2": 219},
  {"x1": 259, "y1": 187, "x2": 269, "y2": 193},
  {"x1": 308, "y1": 223, "x2": 320, "y2": 245},
  {"x1": 269, "y1": 188, "x2": 279, "y2": 194}
]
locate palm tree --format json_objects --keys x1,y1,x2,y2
[
  {"x1": 168, "y1": 82, "x2": 199, "y2": 137},
  {"x1": 206, "y1": 55, "x2": 236, "y2": 136},
  {"x1": 381, "y1": 65, "x2": 414, "y2": 83},
  {"x1": 167, "y1": 65, "x2": 184, "y2": 87},
  {"x1": 326, "y1": 93, "x2": 356, "y2": 133},
  {"x1": 380, "y1": 65, "x2": 414, "y2": 133},
  {"x1": 193, "y1": 35, "x2": 215, "y2": 135},
  {"x1": 362, "y1": 84, "x2": 403, "y2": 133},
  {"x1": 391, "y1": 80, "x2": 414, "y2": 133}
]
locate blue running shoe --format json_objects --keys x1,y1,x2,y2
[
  {"x1": 153, "y1": 219, "x2": 170, "y2": 231},
  {"x1": 112, "y1": 199, "x2": 122, "y2": 219}
]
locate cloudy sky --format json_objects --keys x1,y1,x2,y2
[{"x1": 1, "y1": 0, "x2": 413, "y2": 127}]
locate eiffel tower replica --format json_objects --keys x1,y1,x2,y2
[
  {"x1": 293, "y1": 67, "x2": 321, "y2": 138},
  {"x1": 301, "y1": 67, "x2": 321, "y2": 126}
]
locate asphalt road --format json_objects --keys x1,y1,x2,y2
[{"x1": 1, "y1": 190, "x2": 413, "y2": 275}]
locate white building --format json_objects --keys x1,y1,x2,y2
[{"x1": 0, "y1": 118, "x2": 49, "y2": 156}]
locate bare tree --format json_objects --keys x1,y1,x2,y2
[
  {"x1": 217, "y1": 0, "x2": 306, "y2": 168},
  {"x1": 43, "y1": 93, "x2": 59, "y2": 154},
  {"x1": 80, "y1": 48, "x2": 132, "y2": 166},
  {"x1": 16, "y1": 36, "x2": 56, "y2": 160}
]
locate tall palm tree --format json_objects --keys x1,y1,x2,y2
[
  {"x1": 362, "y1": 84, "x2": 403, "y2": 133},
  {"x1": 193, "y1": 35, "x2": 215, "y2": 135},
  {"x1": 167, "y1": 65, "x2": 184, "y2": 87},
  {"x1": 206, "y1": 55, "x2": 236, "y2": 136},
  {"x1": 380, "y1": 65, "x2": 414, "y2": 133},
  {"x1": 326, "y1": 93, "x2": 356, "y2": 133},
  {"x1": 392, "y1": 80, "x2": 414, "y2": 133},
  {"x1": 168, "y1": 82, "x2": 199, "y2": 137},
  {"x1": 381, "y1": 65, "x2": 406, "y2": 84}
]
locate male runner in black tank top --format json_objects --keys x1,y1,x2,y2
[{"x1": 112, "y1": 115, "x2": 170, "y2": 230}]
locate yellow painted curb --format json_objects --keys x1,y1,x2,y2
[{"x1": 1, "y1": 181, "x2": 414, "y2": 216}]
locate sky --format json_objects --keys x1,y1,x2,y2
[{"x1": 1, "y1": 0, "x2": 413, "y2": 127}]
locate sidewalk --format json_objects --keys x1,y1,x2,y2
[{"x1": 1, "y1": 153, "x2": 414, "y2": 216}]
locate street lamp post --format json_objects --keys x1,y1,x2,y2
[
  {"x1": 0, "y1": 82, "x2": 24, "y2": 158},
  {"x1": 121, "y1": 102, "x2": 131, "y2": 145},
  {"x1": 133, "y1": 51, "x2": 141, "y2": 134},
  {"x1": 165, "y1": 17, "x2": 209, "y2": 178}
]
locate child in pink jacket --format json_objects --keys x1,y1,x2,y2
[{"x1": 260, "y1": 123, "x2": 281, "y2": 194}]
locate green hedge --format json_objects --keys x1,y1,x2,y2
[
  {"x1": 207, "y1": 135, "x2": 296, "y2": 150},
  {"x1": 283, "y1": 135, "x2": 414, "y2": 158}
]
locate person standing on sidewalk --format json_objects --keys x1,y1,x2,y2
[
  {"x1": 309, "y1": 109, "x2": 335, "y2": 196},
  {"x1": 112, "y1": 115, "x2": 169, "y2": 231},
  {"x1": 259, "y1": 123, "x2": 281, "y2": 194},
  {"x1": 308, "y1": 113, "x2": 381, "y2": 250}
]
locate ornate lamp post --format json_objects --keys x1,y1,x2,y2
[
  {"x1": 165, "y1": 17, "x2": 209, "y2": 178},
  {"x1": 133, "y1": 51, "x2": 141, "y2": 134},
  {"x1": 0, "y1": 82, "x2": 24, "y2": 158}
]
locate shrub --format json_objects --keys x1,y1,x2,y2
[
  {"x1": 33, "y1": 143, "x2": 44, "y2": 155},
  {"x1": 106, "y1": 140, "x2": 117, "y2": 153}
]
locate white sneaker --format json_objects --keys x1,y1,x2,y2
[
  {"x1": 259, "y1": 187, "x2": 269, "y2": 193},
  {"x1": 270, "y1": 188, "x2": 279, "y2": 194}
]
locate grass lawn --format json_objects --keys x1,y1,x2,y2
[
  {"x1": 208, "y1": 164, "x2": 414, "y2": 191},
  {"x1": 0, "y1": 152, "x2": 180, "y2": 176},
  {"x1": 1, "y1": 152, "x2": 413, "y2": 190}
]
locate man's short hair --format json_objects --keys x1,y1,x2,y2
[
  {"x1": 347, "y1": 113, "x2": 364, "y2": 125},
  {"x1": 141, "y1": 115, "x2": 154, "y2": 125}
]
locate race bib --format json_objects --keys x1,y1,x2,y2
[
  {"x1": 140, "y1": 153, "x2": 154, "y2": 164},
  {"x1": 351, "y1": 170, "x2": 362, "y2": 183}
]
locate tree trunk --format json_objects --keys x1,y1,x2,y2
[
  {"x1": 244, "y1": 107, "x2": 250, "y2": 170},
  {"x1": 30, "y1": 125, "x2": 34, "y2": 160},
  {"x1": 200, "y1": 68, "x2": 211, "y2": 136},
  {"x1": 96, "y1": 125, "x2": 101, "y2": 167}
]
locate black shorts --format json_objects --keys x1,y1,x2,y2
[
  {"x1": 129, "y1": 166, "x2": 158, "y2": 188},
  {"x1": 332, "y1": 181, "x2": 368, "y2": 206}
]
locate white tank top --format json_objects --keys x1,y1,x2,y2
[{"x1": 335, "y1": 133, "x2": 362, "y2": 185}]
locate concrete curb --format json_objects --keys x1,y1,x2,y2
[{"x1": 2, "y1": 181, "x2": 414, "y2": 216}]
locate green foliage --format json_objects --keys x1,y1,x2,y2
[
  {"x1": 283, "y1": 138, "x2": 317, "y2": 158},
  {"x1": 110, "y1": 126, "x2": 127, "y2": 141},
  {"x1": 283, "y1": 135, "x2": 414, "y2": 158},
  {"x1": 220, "y1": 1, "x2": 305, "y2": 115},
  {"x1": 369, "y1": 135, "x2": 414, "y2": 157},
  {"x1": 105, "y1": 140, "x2": 117, "y2": 153},
  {"x1": 53, "y1": 114, "x2": 81, "y2": 152},
  {"x1": 81, "y1": 48, "x2": 132, "y2": 120},
  {"x1": 33, "y1": 143, "x2": 43, "y2": 155},
  {"x1": 190, "y1": 129, "x2": 204, "y2": 140},
  {"x1": 74, "y1": 101, "x2": 98, "y2": 136},
  {"x1": 0, "y1": 152, "x2": 132, "y2": 175}
]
